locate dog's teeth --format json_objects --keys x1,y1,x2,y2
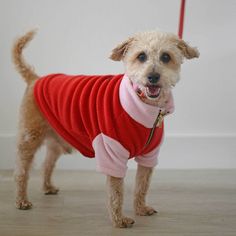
[{"x1": 146, "y1": 86, "x2": 161, "y2": 98}]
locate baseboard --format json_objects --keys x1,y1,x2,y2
[{"x1": 0, "y1": 134, "x2": 235, "y2": 169}]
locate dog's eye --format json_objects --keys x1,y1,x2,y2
[
  {"x1": 160, "y1": 53, "x2": 171, "y2": 63},
  {"x1": 137, "y1": 52, "x2": 147, "y2": 62}
]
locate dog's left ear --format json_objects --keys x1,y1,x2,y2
[
  {"x1": 109, "y1": 37, "x2": 134, "y2": 61},
  {"x1": 177, "y1": 39, "x2": 200, "y2": 59}
]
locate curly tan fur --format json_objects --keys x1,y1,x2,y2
[
  {"x1": 13, "y1": 31, "x2": 73, "y2": 209},
  {"x1": 110, "y1": 31, "x2": 199, "y2": 107},
  {"x1": 42, "y1": 138, "x2": 62, "y2": 194},
  {"x1": 15, "y1": 84, "x2": 47, "y2": 209},
  {"x1": 12, "y1": 30, "x2": 199, "y2": 227},
  {"x1": 134, "y1": 165, "x2": 157, "y2": 216},
  {"x1": 12, "y1": 30, "x2": 39, "y2": 84},
  {"x1": 107, "y1": 176, "x2": 135, "y2": 228}
]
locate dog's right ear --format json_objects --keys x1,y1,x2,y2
[{"x1": 109, "y1": 37, "x2": 134, "y2": 61}]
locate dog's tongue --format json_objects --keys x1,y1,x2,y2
[
  {"x1": 132, "y1": 82, "x2": 160, "y2": 98},
  {"x1": 146, "y1": 85, "x2": 160, "y2": 97}
]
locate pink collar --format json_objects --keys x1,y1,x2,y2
[{"x1": 119, "y1": 75, "x2": 174, "y2": 128}]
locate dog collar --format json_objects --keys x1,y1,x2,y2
[{"x1": 136, "y1": 88, "x2": 146, "y2": 99}]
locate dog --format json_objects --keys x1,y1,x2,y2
[{"x1": 12, "y1": 30, "x2": 199, "y2": 228}]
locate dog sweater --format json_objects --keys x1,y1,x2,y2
[{"x1": 34, "y1": 74, "x2": 174, "y2": 177}]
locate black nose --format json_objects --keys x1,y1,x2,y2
[{"x1": 147, "y1": 73, "x2": 160, "y2": 84}]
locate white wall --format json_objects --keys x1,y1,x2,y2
[{"x1": 0, "y1": 0, "x2": 235, "y2": 169}]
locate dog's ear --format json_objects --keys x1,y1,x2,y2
[
  {"x1": 177, "y1": 39, "x2": 199, "y2": 59},
  {"x1": 109, "y1": 37, "x2": 134, "y2": 61}
]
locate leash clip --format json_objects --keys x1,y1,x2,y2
[
  {"x1": 144, "y1": 110, "x2": 165, "y2": 148},
  {"x1": 156, "y1": 111, "x2": 165, "y2": 127}
]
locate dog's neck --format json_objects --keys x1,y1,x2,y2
[{"x1": 119, "y1": 75, "x2": 174, "y2": 128}]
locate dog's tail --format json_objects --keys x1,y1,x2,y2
[{"x1": 12, "y1": 30, "x2": 39, "y2": 84}]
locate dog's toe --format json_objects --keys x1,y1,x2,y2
[
  {"x1": 16, "y1": 200, "x2": 33, "y2": 210},
  {"x1": 114, "y1": 216, "x2": 135, "y2": 228},
  {"x1": 135, "y1": 206, "x2": 158, "y2": 216},
  {"x1": 44, "y1": 186, "x2": 59, "y2": 195}
]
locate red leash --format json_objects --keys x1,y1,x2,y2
[{"x1": 178, "y1": 0, "x2": 186, "y2": 39}]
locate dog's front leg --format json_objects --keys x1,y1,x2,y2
[
  {"x1": 134, "y1": 165, "x2": 157, "y2": 216},
  {"x1": 107, "y1": 176, "x2": 135, "y2": 228}
]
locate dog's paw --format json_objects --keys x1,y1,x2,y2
[
  {"x1": 44, "y1": 185, "x2": 59, "y2": 195},
  {"x1": 16, "y1": 200, "x2": 33, "y2": 210},
  {"x1": 114, "y1": 216, "x2": 135, "y2": 228},
  {"x1": 135, "y1": 206, "x2": 157, "y2": 216}
]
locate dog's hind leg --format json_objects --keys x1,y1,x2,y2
[
  {"x1": 134, "y1": 165, "x2": 157, "y2": 216},
  {"x1": 15, "y1": 127, "x2": 45, "y2": 210},
  {"x1": 14, "y1": 87, "x2": 47, "y2": 210},
  {"x1": 42, "y1": 138, "x2": 62, "y2": 195}
]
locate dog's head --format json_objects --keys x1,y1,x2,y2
[{"x1": 110, "y1": 31, "x2": 199, "y2": 107}]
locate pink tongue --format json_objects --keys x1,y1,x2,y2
[{"x1": 148, "y1": 86, "x2": 159, "y2": 95}]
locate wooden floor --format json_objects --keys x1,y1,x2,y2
[{"x1": 0, "y1": 170, "x2": 236, "y2": 236}]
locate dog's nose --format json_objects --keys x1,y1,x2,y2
[{"x1": 147, "y1": 73, "x2": 160, "y2": 84}]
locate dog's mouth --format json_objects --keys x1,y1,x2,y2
[
  {"x1": 145, "y1": 85, "x2": 161, "y2": 99},
  {"x1": 132, "y1": 81, "x2": 162, "y2": 100}
]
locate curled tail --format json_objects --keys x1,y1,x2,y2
[{"x1": 12, "y1": 30, "x2": 39, "y2": 84}]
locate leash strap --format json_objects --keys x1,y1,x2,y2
[{"x1": 178, "y1": 0, "x2": 186, "y2": 39}]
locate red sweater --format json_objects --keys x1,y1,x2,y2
[{"x1": 34, "y1": 74, "x2": 174, "y2": 177}]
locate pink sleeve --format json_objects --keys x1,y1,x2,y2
[
  {"x1": 92, "y1": 133, "x2": 130, "y2": 178},
  {"x1": 135, "y1": 146, "x2": 160, "y2": 168}
]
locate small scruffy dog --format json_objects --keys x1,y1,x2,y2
[{"x1": 13, "y1": 30, "x2": 199, "y2": 228}]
